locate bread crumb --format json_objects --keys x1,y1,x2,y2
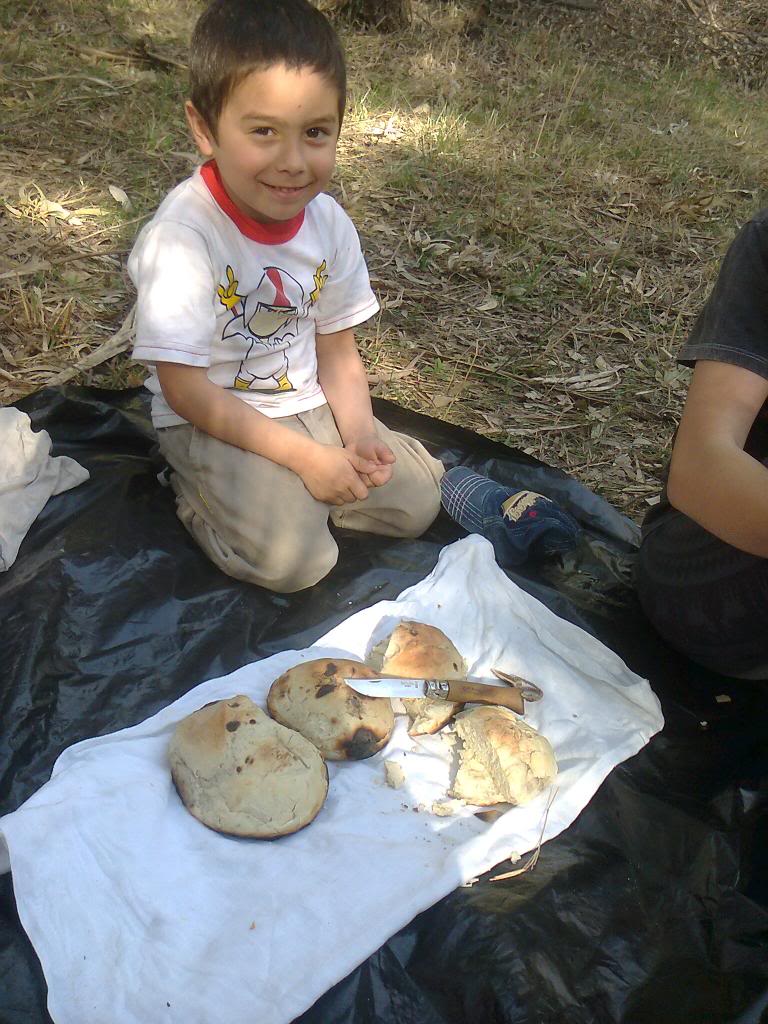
[
  {"x1": 431, "y1": 799, "x2": 462, "y2": 817},
  {"x1": 384, "y1": 760, "x2": 406, "y2": 789}
]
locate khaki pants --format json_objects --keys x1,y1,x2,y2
[{"x1": 157, "y1": 404, "x2": 444, "y2": 592}]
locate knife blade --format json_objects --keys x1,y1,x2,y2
[{"x1": 343, "y1": 675, "x2": 524, "y2": 714}]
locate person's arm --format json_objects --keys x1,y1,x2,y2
[
  {"x1": 316, "y1": 327, "x2": 395, "y2": 487},
  {"x1": 155, "y1": 361, "x2": 376, "y2": 505},
  {"x1": 667, "y1": 359, "x2": 768, "y2": 556}
]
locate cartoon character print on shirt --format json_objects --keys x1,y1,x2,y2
[{"x1": 217, "y1": 261, "x2": 328, "y2": 393}]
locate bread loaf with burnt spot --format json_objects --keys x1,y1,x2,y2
[
  {"x1": 169, "y1": 695, "x2": 328, "y2": 838},
  {"x1": 267, "y1": 659, "x2": 394, "y2": 760}
]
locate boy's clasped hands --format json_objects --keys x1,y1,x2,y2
[{"x1": 299, "y1": 434, "x2": 396, "y2": 506}]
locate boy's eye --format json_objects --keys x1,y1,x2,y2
[
  {"x1": 306, "y1": 127, "x2": 330, "y2": 140},
  {"x1": 250, "y1": 126, "x2": 273, "y2": 136}
]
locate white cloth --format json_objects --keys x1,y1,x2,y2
[
  {"x1": 0, "y1": 537, "x2": 663, "y2": 1024},
  {"x1": 0, "y1": 408, "x2": 90, "y2": 572},
  {"x1": 129, "y1": 162, "x2": 380, "y2": 428}
]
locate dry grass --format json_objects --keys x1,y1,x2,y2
[{"x1": 1, "y1": 0, "x2": 767, "y2": 519}]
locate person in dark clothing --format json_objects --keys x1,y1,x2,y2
[{"x1": 636, "y1": 209, "x2": 768, "y2": 679}]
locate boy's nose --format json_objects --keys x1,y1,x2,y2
[{"x1": 275, "y1": 139, "x2": 306, "y2": 176}]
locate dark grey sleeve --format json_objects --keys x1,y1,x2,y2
[{"x1": 679, "y1": 210, "x2": 768, "y2": 381}]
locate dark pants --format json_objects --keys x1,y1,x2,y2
[{"x1": 635, "y1": 510, "x2": 768, "y2": 679}]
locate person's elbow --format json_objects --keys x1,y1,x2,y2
[
  {"x1": 156, "y1": 362, "x2": 204, "y2": 418},
  {"x1": 666, "y1": 451, "x2": 687, "y2": 510},
  {"x1": 667, "y1": 433, "x2": 735, "y2": 518},
  {"x1": 666, "y1": 441, "x2": 709, "y2": 517}
]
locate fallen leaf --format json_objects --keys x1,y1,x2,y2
[{"x1": 108, "y1": 185, "x2": 132, "y2": 210}]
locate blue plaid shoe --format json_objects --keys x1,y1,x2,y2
[{"x1": 440, "y1": 467, "x2": 582, "y2": 566}]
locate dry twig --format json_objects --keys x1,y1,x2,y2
[
  {"x1": 490, "y1": 787, "x2": 559, "y2": 882},
  {"x1": 45, "y1": 305, "x2": 136, "y2": 386}
]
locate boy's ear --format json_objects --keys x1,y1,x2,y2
[{"x1": 185, "y1": 101, "x2": 216, "y2": 157}]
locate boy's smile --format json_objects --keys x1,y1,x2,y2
[{"x1": 186, "y1": 63, "x2": 340, "y2": 225}]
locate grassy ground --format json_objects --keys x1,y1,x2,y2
[{"x1": 1, "y1": 0, "x2": 767, "y2": 519}]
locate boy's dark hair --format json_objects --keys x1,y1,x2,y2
[{"x1": 190, "y1": 0, "x2": 347, "y2": 137}]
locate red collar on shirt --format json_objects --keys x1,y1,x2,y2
[{"x1": 200, "y1": 160, "x2": 305, "y2": 244}]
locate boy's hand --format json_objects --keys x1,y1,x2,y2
[
  {"x1": 295, "y1": 444, "x2": 378, "y2": 506},
  {"x1": 345, "y1": 434, "x2": 396, "y2": 487}
]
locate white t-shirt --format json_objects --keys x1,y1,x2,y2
[{"x1": 129, "y1": 161, "x2": 380, "y2": 428}]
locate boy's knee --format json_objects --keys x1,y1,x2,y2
[
  {"x1": 388, "y1": 442, "x2": 443, "y2": 537},
  {"x1": 393, "y1": 485, "x2": 441, "y2": 538},
  {"x1": 259, "y1": 548, "x2": 338, "y2": 593},
  {"x1": 413, "y1": 489, "x2": 442, "y2": 536},
  {"x1": 236, "y1": 532, "x2": 339, "y2": 593},
  {"x1": 174, "y1": 493, "x2": 338, "y2": 592}
]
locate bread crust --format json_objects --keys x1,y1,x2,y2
[
  {"x1": 267, "y1": 659, "x2": 394, "y2": 760},
  {"x1": 169, "y1": 696, "x2": 328, "y2": 838},
  {"x1": 372, "y1": 620, "x2": 466, "y2": 735},
  {"x1": 449, "y1": 706, "x2": 557, "y2": 806}
]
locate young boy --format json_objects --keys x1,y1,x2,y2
[
  {"x1": 636, "y1": 209, "x2": 768, "y2": 679},
  {"x1": 129, "y1": 0, "x2": 443, "y2": 593}
]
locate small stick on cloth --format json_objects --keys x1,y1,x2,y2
[{"x1": 490, "y1": 787, "x2": 558, "y2": 882}]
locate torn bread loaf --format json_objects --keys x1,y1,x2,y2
[
  {"x1": 449, "y1": 706, "x2": 556, "y2": 806},
  {"x1": 168, "y1": 696, "x2": 328, "y2": 838},
  {"x1": 370, "y1": 620, "x2": 466, "y2": 735},
  {"x1": 267, "y1": 658, "x2": 394, "y2": 760}
]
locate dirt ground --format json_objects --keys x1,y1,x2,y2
[{"x1": 1, "y1": 0, "x2": 767, "y2": 520}]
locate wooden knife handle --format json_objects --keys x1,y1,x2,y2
[{"x1": 445, "y1": 681, "x2": 524, "y2": 714}]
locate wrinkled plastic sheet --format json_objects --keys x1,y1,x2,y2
[{"x1": 1, "y1": 386, "x2": 766, "y2": 1024}]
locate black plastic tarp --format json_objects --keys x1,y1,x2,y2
[{"x1": 1, "y1": 387, "x2": 766, "y2": 1024}]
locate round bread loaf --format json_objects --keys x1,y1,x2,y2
[
  {"x1": 449, "y1": 706, "x2": 557, "y2": 806},
  {"x1": 370, "y1": 620, "x2": 466, "y2": 735},
  {"x1": 168, "y1": 695, "x2": 328, "y2": 838},
  {"x1": 267, "y1": 659, "x2": 394, "y2": 760}
]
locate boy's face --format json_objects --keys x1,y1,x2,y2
[{"x1": 186, "y1": 63, "x2": 341, "y2": 225}]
